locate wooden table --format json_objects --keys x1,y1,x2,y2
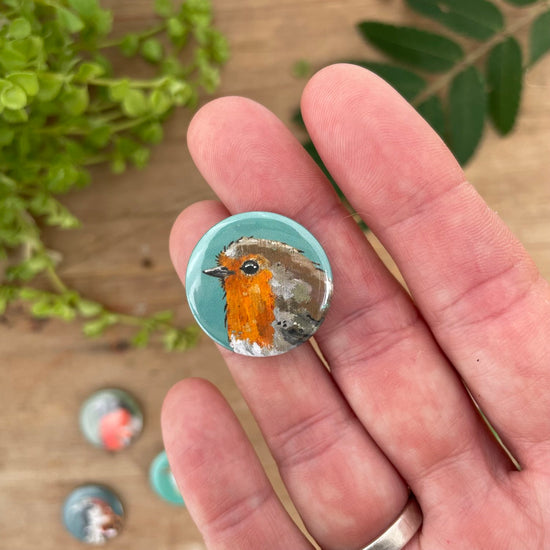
[{"x1": 1, "y1": 1, "x2": 549, "y2": 548}]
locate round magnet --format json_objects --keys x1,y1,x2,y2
[
  {"x1": 62, "y1": 484, "x2": 124, "y2": 545},
  {"x1": 80, "y1": 388, "x2": 143, "y2": 451},
  {"x1": 186, "y1": 211, "x2": 333, "y2": 357},
  {"x1": 149, "y1": 450, "x2": 185, "y2": 506}
]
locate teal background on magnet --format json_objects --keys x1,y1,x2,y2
[
  {"x1": 149, "y1": 450, "x2": 185, "y2": 506},
  {"x1": 185, "y1": 211, "x2": 332, "y2": 351},
  {"x1": 62, "y1": 484, "x2": 123, "y2": 542}
]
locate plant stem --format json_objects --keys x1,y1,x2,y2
[
  {"x1": 412, "y1": 0, "x2": 550, "y2": 107},
  {"x1": 98, "y1": 23, "x2": 167, "y2": 49},
  {"x1": 46, "y1": 264, "x2": 68, "y2": 293}
]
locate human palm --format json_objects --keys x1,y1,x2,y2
[{"x1": 162, "y1": 64, "x2": 550, "y2": 550}]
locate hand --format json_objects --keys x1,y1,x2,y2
[{"x1": 162, "y1": 64, "x2": 550, "y2": 550}]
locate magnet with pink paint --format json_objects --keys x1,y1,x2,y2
[{"x1": 79, "y1": 388, "x2": 143, "y2": 451}]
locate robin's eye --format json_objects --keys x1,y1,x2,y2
[{"x1": 240, "y1": 260, "x2": 259, "y2": 275}]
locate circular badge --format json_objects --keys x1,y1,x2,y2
[
  {"x1": 186, "y1": 211, "x2": 333, "y2": 357},
  {"x1": 149, "y1": 450, "x2": 185, "y2": 506},
  {"x1": 62, "y1": 484, "x2": 124, "y2": 545},
  {"x1": 80, "y1": 389, "x2": 143, "y2": 451}
]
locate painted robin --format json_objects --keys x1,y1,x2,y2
[{"x1": 203, "y1": 236, "x2": 332, "y2": 356}]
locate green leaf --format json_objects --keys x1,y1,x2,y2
[
  {"x1": 75, "y1": 61, "x2": 105, "y2": 82},
  {"x1": 0, "y1": 44, "x2": 27, "y2": 72},
  {"x1": 405, "y1": 0, "x2": 503, "y2": 41},
  {"x1": 122, "y1": 89, "x2": 149, "y2": 117},
  {"x1": 7, "y1": 72, "x2": 39, "y2": 96},
  {"x1": 2, "y1": 107, "x2": 28, "y2": 123},
  {"x1": 108, "y1": 79, "x2": 130, "y2": 102},
  {"x1": 1, "y1": 84, "x2": 27, "y2": 110},
  {"x1": 56, "y1": 6, "x2": 85, "y2": 33},
  {"x1": 154, "y1": 0, "x2": 173, "y2": 17},
  {"x1": 141, "y1": 38, "x2": 164, "y2": 64},
  {"x1": 0, "y1": 126, "x2": 15, "y2": 146},
  {"x1": 530, "y1": 10, "x2": 550, "y2": 65},
  {"x1": 416, "y1": 95, "x2": 445, "y2": 139},
  {"x1": 136, "y1": 121, "x2": 164, "y2": 143},
  {"x1": 119, "y1": 34, "x2": 140, "y2": 57},
  {"x1": 85, "y1": 126, "x2": 111, "y2": 148},
  {"x1": 131, "y1": 326, "x2": 151, "y2": 348},
  {"x1": 149, "y1": 88, "x2": 172, "y2": 115},
  {"x1": 66, "y1": 0, "x2": 100, "y2": 18},
  {"x1": 167, "y1": 16, "x2": 186, "y2": 39},
  {"x1": 486, "y1": 37, "x2": 522, "y2": 135},
  {"x1": 346, "y1": 61, "x2": 426, "y2": 100},
  {"x1": 37, "y1": 73, "x2": 64, "y2": 101},
  {"x1": 502, "y1": 0, "x2": 537, "y2": 5},
  {"x1": 8, "y1": 18, "x2": 32, "y2": 40},
  {"x1": 357, "y1": 22, "x2": 464, "y2": 73},
  {"x1": 76, "y1": 299, "x2": 102, "y2": 317},
  {"x1": 61, "y1": 86, "x2": 89, "y2": 116},
  {"x1": 448, "y1": 66, "x2": 486, "y2": 165}
]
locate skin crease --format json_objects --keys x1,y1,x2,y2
[{"x1": 162, "y1": 64, "x2": 550, "y2": 550}]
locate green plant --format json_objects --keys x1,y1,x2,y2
[
  {"x1": 294, "y1": 0, "x2": 550, "y2": 225},
  {"x1": 0, "y1": 0, "x2": 229, "y2": 350}
]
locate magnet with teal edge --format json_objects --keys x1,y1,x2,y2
[
  {"x1": 149, "y1": 450, "x2": 185, "y2": 506},
  {"x1": 62, "y1": 484, "x2": 124, "y2": 544},
  {"x1": 186, "y1": 211, "x2": 333, "y2": 357}
]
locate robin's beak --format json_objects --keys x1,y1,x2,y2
[{"x1": 203, "y1": 266, "x2": 235, "y2": 279}]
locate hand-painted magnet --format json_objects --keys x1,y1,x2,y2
[
  {"x1": 186, "y1": 211, "x2": 333, "y2": 357},
  {"x1": 80, "y1": 388, "x2": 143, "y2": 451},
  {"x1": 62, "y1": 484, "x2": 124, "y2": 545},
  {"x1": 149, "y1": 450, "x2": 185, "y2": 506}
]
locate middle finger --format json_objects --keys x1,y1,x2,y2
[{"x1": 185, "y1": 97, "x2": 511, "y2": 507}]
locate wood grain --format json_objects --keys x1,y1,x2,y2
[{"x1": 1, "y1": 1, "x2": 549, "y2": 548}]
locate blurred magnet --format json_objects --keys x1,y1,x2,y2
[
  {"x1": 149, "y1": 450, "x2": 185, "y2": 506},
  {"x1": 62, "y1": 484, "x2": 124, "y2": 545},
  {"x1": 80, "y1": 388, "x2": 143, "y2": 451}
]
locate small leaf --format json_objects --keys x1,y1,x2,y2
[
  {"x1": 66, "y1": 0, "x2": 100, "y2": 18},
  {"x1": 357, "y1": 22, "x2": 464, "y2": 73},
  {"x1": 7, "y1": 72, "x2": 39, "y2": 96},
  {"x1": 502, "y1": 0, "x2": 537, "y2": 5},
  {"x1": 76, "y1": 299, "x2": 103, "y2": 317},
  {"x1": 155, "y1": 0, "x2": 173, "y2": 17},
  {"x1": 141, "y1": 38, "x2": 164, "y2": 64},
  {"x1": 448, "y1": 66, "x2": 486, "y2": 165},
  {"x1": 62, "y1": 86, "x2": 89, "y2": 116},
  {"x1": 0, "y1": 126, "x2": 15, "y2": 146},
  {"x1": 131, "y1": 326, "x2": 151, "y2": 348},
  {"x1": 149, "y1": 88, "x2": 172, "y2": 115},
  {"x1": 405, "y1": 0, "x2": 503, "y2": 41},
  {"x1": 486, "y1": 37, "x2": 522, "y2": 135},
  {"x1": 119, "y1": 33, "x2": 139, "y2": 57},
  {"x1": 136, "y1": 121, "x2": 164, "y2": 143},
  {"x1": 75, "y1": 61, "x2": 105, "y2": 81},
  {"x1": 530, "y1": 10, "x2": 550, "y2": 65},
  {"x1": 122, "y1": 89, "x2": 149, "y2": 117},
  {"x1": 1, "y1": 84, "x2": 27, "y2": 110},
  {"x1": 346, "y1": 61, "x2": 426, "y2": 100},
  {"x1": 108, "y1": 79, "x2": 130, "y2": 102},
  {"x1": 416, "y1": 95, "x2": 445, "y2": 139},
  {"x1": 56, "y1": 6, "x2": 85, "y2": 33},
  {"x1": 8, "y1": 17, "x2": 32, "y2": 40},
  {"x1": 37, "y1": 73, "x2": 64, "y2": 101},
  {"x1": 167, "y1": 17, "x2": 186, "y2": 39}
]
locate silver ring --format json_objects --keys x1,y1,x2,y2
[{"x1": 360, "y1": 494, "x2": 422, "y2": 550}]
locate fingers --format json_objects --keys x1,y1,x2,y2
[
  {"x1": 170, "y1": 200, "x2": 409, "y2": 550},
  {"x1": 302, "y1": 63, "x2": 550, "y2": 466},
  {"x1": 184, "y1": 94, "x2": 507, "y2": 509},
  {"x1": 161, "y1": 378, "x2": 313, "y2": 550}
]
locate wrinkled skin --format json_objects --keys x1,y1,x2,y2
[{"x1": 162, "y1": 64, "x2": 550, "y2": 550}]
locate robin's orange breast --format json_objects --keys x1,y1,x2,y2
[{"x1": 224, "y1": 268, "x2": 275, "y2": 348}]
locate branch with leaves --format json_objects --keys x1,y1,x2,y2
[
  {"x1": 295, "y1": 0, "x2": 550, "y2": 225},
  {"x1": 0, "y1": 0, "x2": 229, "y2": 351}
]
